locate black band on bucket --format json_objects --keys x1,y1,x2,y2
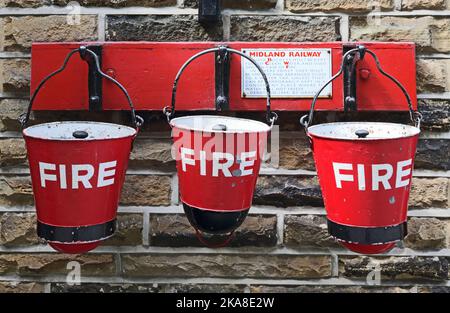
[
  {"x1": 37, "y1": 219, "x2": 116, "y2": 243},
  {"x1": 327, "y1": 219, "x2": 407, "y2": 245}
]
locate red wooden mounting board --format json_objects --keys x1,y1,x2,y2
[{"x1": 30, "y1": 41, "x2": 416, "y2": 111}]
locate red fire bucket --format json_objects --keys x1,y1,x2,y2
[
  {"x1": 300, "y1": 46, "x2": 422, "y2": 254},
  {"x1": 164, "y1": 47, "x2": 277, "y2": 246},
  {"x1": 21, "y1": 46, "x2": 143, "y2": 254}
]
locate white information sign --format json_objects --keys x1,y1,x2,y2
[{"x1": 241, "y1": 48, "x2": 332, "y2": 98}]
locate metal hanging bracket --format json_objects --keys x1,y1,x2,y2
[
  {"x1": 21, "y1": 45, "x2": 142, "y2": 130},
  {"x1": 343, "y1": 44, "x2": 366, "y2": 112},
  {"x1": 199, "y1": 0, "x2": 222, "y2": 24},
  {"x1": 164, "y1": 46, "x2": 276, "y2": 125},
  {"x1": 301, "y1": 45, "x2": 420, "y2": 132},
  {"x1": 30, "y1": 42, "x2": 417, "y2": 112},
  {"x1": 79, "y1": 45, "x2": 103, "y2": 111},
  {"x1": 215, "y1": 45, "x2": 231, "y2": 111}
]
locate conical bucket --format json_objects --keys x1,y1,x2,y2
[
  {"x1": 21, "y1": 46, "x2": 143, "y2": 253},
  {"x1": 171, "y1": 116, "x2": 270, "y2": 231},
  {"x1": 163, "y1": 47, "x2": 277, "y2": 246},
  {"x1": 301, "y1": 46, "x2": 422, "y2": 254}
]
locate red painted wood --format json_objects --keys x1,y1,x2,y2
[
  {"x1": 355, "y1": 42, "x2": 417, "y2": 111},
  {"x1": 31, "y1": 43, "x2": 91, "y2": 110},
  {"x1": 30, "y1": 41, "x2": 416, "y2": 111}
]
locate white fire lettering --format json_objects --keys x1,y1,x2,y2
[
  {"x1": 239, "y1": 151, "x2": 256, "y2": 176},
  {"x1": 396, "y1": 159, "x2": 412, "y2": 188},
  {"x1": 332, "y1": 162, "x2": 354, "y2": 188},
  {"x1": 372, "y1": 164, "x2": 393, "y2": 191},
  {"x1": 39, "y1": 162, "x2": 57, "y2": 188},
  {"x1": 212, "y1": 152, "x2": 234, "y2": 177},
  {"x1": 180, "y1": 148, "x2": 256, "y2": 177},
  {"x1": 97, "y1": 161, "x2": 117, "y2": 188},
  {"x1": 38, "y1": 161, "x2": 117, "y2": 189},
  {"x1": 72, "y1": 164, "x2": 94, "y2": 189},
  {"x1": 332, "y1": 159, "x2": 413, "y2": 191},
  {"x1": 181, "y1": 148, "x2": 195, "y2": 172}
]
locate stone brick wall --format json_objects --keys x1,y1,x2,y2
[{"x1": 0, "y1": 0, "x2": 449, "y2": 293}]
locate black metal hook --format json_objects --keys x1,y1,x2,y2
[
  {"x1": 215, "y1": 45, "x2": 230, "y2": 111},
  {"x1": 358, "y1": 45, "x2": 366, "y2": 60},
  {"x1": 79, "y1": 45, "x2": 103, "y2": 111},
  {"x1": 343, "y1": 44, "x2": 367, "y2": 112}
]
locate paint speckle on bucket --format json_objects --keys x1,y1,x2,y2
[
  {"x1": 232, "y1": 169, "x2": 242, "y2": 177},
  {"x1": 389, "y1": 196, "x2": 396, "y2": 204}
]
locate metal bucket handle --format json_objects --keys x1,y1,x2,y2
[
  {"x1": 300, "y1": 45, "x2": 422, "y2": 132},
  {"x1": 19, "y1": 46, "x2": 144, "y2": 130},
  {"x1": 195, "y1": 229, "x2": 236, "y2": 248},
  {"x1": 163, "y1": 46, "x2": 278, "y2": 126}
]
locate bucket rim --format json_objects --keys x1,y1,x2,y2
[
  {"x1": 308, "y1": 121, "x2": 420, "y2": 141},
  {"x1": 170, "y1": 115, "x2": 271, "y2": 134},
  {"x1": 22, "y1": 121, "x2": 137, "y2": 141}
]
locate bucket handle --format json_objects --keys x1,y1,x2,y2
[
  {"x1": 300, "y1": 45, "x2": 422, "y2": 132},
  {"x1": 19, "y1": 46, "x2": 144, "y2": 130},
  {"x1": 195, "y1": 228, "x2": 236, "y2": 248},
  {"x1": 163, "y1": 46, "x2": 278, "y2": 127}
]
